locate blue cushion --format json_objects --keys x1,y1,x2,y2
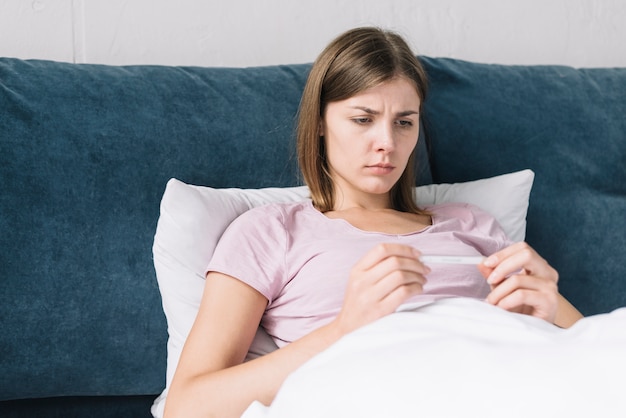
[
  {"x1": 1, "y1": 54, "x2": 624, "y2": 404},
  {"x1": 0, "y1": 56, "x2": 432, "y2": 400},
  {"x1": 0, "y1": 59, "x2": 312, "y2": 399},
  {"x1": 420, "y1": 57, "x2": 626, "y2": 316}
]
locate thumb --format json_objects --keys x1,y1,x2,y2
[{"x1": 476, "y1": 263, "x2": 493, "y2": 280}]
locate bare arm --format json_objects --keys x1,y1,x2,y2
[
  {"x1": 165, "y1": 243, "x2": 429, "y2": 417},
  {"x1": 554, "y1": 293, "x2": 583, "y2": 328},
  {"x1": 164, "y1": 272, "x2": 344, "y2": 418}
]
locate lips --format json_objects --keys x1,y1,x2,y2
[
  {"x1": 367, "y1": 163, "x2": 395, "y2": 169},
  {"x1": 366, "y1": 163, "x2": 395, "y2": 174}
]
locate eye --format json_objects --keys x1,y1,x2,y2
[
  {"x1": 396, "y1": 119, "x2": 414, "y2": 128},
  {"x1": 352, "y1": 117, "x2": 372, "y2": 125}
]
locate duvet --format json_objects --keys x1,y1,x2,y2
[{"x1": 242, "y1": 298, "x2": 626, "y2": 418}]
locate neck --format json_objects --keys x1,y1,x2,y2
[{"x1": 331, "y1": 192, "x2": 392, "y2": 212}]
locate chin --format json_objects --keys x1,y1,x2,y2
[{"x1": 362, "y1": 183, "x2": 395, "y2": 195}]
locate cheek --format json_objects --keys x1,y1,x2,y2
[
  {"x1": 325, "y1": 141, "x2": 351, "y2": 170},
  {"x1": 400, "y1": 136, "x2": 418, "y2": 157},
  {"x1": 325, "y1": 138, "x2": 365, "y2": 176},
  {"x1": 325, "y1": 125, "x2": 363, "y2": 157}
]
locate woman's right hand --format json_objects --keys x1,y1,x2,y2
[{"x1": 333, "y1": 243, "x2": 429, "y2": 335}]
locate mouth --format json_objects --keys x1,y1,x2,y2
[
  {"x1": 367, "y1": 163, "x2": 395, "y2": 169},
  {"x1": 366, "y1": 163, "x2": 395, "y2": 174}
]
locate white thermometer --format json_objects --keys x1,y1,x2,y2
[{"x1": 420, "y1": 255, "x2": 485, "y2": 265}]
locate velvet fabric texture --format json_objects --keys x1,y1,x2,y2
[
  {"x1": 0, "y1": 395, "x2": 155, "y2": 418},
  {"x1": 421, "y1": 57, "x2": 626, "y2": 315},
  {"x1": 0, "y1": 59, "x2": 311, "y2": 403},
  {"x1": 0, "y1": 55, "x2": 624, "y2": 414}
]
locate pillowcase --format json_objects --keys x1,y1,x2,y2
[
  {"x1": 150, "y1": 169, "x2": 534, "y2": 417},
  {"x1": 417, "y1": 169, "x2": 534, "y2": 243}
]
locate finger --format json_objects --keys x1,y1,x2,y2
[
  {"x1": 345, "y1": 249, "x2": 427, "y2": 306},
  {"x1": 340, "y1": 268, "x2": 425, "y2": 329},
  {"x1": 353, "y1": 243, "x2": 422, "y2": 272},
  {"x1": 476, "y1": 262, "x2": 493, "y2": 280},
  {"x1": 489, "y1": 288, "x2": 558, "y2": 322},
  {"x1": 484, "y1": 241, "x2": 529, "y2": 262},
  {"x1": 372, "y1": 271, "x2": 426, "y2": 315},
  {"x1": 482, "y1": 242, "x2": 533, "y2": 285},
  {"x1": 486, "y1": 274, "x2": 557, "y2": 305},
  {"x1": 373, "y1": 268, "x2": 427, "y2": 297},
  {"x1": 486, "y1": 272, "x2": 559, "y2": 321},
  {"x1": 366, "y1": 254, "x2": 430, "y2": 285},
  {"x1": 482, "y1": 242, "x2": 553, "y2": 286},
  {"x1": 380, "y1": 282, "x2": 425, "y2": 315}
]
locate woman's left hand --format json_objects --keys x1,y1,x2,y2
[{"x1": 477, "y1": 242, "x2": 559, "y2": 324}]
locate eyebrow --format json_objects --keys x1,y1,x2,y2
[{"x1": 350, "y1": 106, "x2": 419, "y2": 117}]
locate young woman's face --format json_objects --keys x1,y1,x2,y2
[{"x1": 321, "y1": 77, "x2": 421, "y2": 206}]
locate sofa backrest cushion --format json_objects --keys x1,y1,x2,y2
[
  {"x1": 420, "y1": 57, "x2": 626, "y2": 317},
  {"x1": 0, "y1": 56, "x2": 438, "y2": 400},
  {"x1": 0, "y1": 59, "x2": 314, "y2": 400},
  {"x1": 1, "y1": 54, "x2": 624, "y2": 402}
]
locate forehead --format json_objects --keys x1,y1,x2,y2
[{"x1": 335, "y1": 77, "x2": 421, "y2": 109}]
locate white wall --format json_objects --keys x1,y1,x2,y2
[{"x1": 1, "y1": 0, "x2": 625, "y2": 68}]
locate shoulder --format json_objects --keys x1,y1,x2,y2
[
  {"x1": 237, "y1": 200, "x2": 312, "y2": 220},
  {"x1": 228, "y1": 200, "x2": 313, "y2": 231},
  {"x1": 425, "y1": 202, "x2": 509, "y2": 240},
  {"x1": 214, "y1": 201, "x2": 313, "y2": 260}
]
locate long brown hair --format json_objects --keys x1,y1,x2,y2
[{"x1": 296, "y1": 27, "x2": 429, "y2": 213}]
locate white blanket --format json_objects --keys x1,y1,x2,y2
[{"x1": 243, "y1": 298, "x2": 626, "y2": 418}]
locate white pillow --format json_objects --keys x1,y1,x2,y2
[
  {"x1": 417, "y1": 169, "x2": 534, "y2": 243},
  {"x1": 150, "y1": 169, "x2": 534, "y2": 417}
]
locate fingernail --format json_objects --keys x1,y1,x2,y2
[{"x1": 483, "y1": 256, "x2": 497, "y2": 268}]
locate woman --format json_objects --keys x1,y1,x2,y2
[{"x1": 164, "y1": 27, "x2": 582, "y2": 418}]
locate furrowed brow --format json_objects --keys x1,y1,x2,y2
[
  {"x1": 351, "y1": 106, "x2": 379, "y2": 115},
  {"x1": 349, "y1": 107, "x2": 419, "y2": 117}
]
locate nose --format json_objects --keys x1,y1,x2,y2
[{"x1": 374, "y1": 123, "x2": 396, "y2": 153}]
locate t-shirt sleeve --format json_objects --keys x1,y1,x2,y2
[
  {"x1": 464, "y1": 203, "x2": 515, "y2": 251},
  {"x1": 466, "y1": 204, "x2": 513, "y2": 255},
  {"x1": 206, "y1": 204, "x2": 287, "y2": 303},
  {"x1": 428, "y1": 202, "x2": 515, "y2": 255}
]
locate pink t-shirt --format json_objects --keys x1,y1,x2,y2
[{"x1": 207, "y1": 201, "x2": 512, "y2": 347}]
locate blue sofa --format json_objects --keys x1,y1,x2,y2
[{"x1": 1, "y1": 55, "x2": 624, "y2": 417}]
